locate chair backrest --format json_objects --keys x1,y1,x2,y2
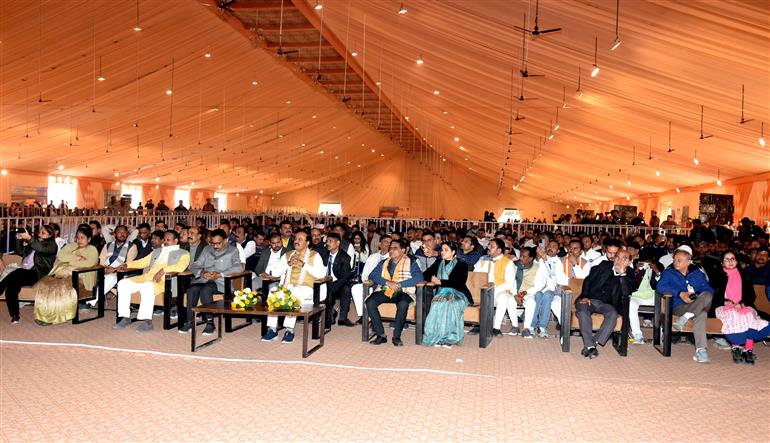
[
  {"x1": 2, "y1": 254, "x2": 22, "y2": 267},
  {"x1": 568, "y1": 278, "x2": 584, "y2": 298},
  {"x1": 467, "y1": 272, "x2": 488, "y2": 306},
  {"x1": 754, "y1": 285, "x2": 769, "y2": 316}
]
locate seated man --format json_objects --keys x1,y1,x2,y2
[
  {"x1": 351, "y1": 235, "x2": 391, "y2": 320},
  {"x1": 366, "y1": 238, "x2": 424, "y2": 346},
  {"x1": 261, "y1": 230, "x2": 325, "y2": 344},
  {"x1": 575, "y1": 249, "x2": 634, "y2": 359},
  {"x1": 414, "y1": 230, "x2": 440, "y2": 272},
  {"x1": 128, "y1": 223, "x2": 154, "y2": 260},
  {"x1": 113, "y1": 230, "x2": 190, "y2": 332},
  {"x1": 324, "y1": 233, "x2": 355, "y2": 328},
  {"x1": 95, "y1": 224, "x2": 134, "y2": 306},
  {"x1": 516, "y1": 246, "x2": 551, "y2": 338},
  {"x1": 656, "y1": 245, "x2": 714, "y2": 363},
  {"x1": 474, "y1": 238, "x2": 516, "y2": 336},
  {"x1": 457, "y1": 235, "x2": 481, "y2": 267},
  {"x1": 254, "y1": 233, "x2": 286, "y2": 281},
  {"x1": 235, "y1": 226, "x2": 257, "y2": 272},
  {"x1": 180, "y1": 229, "x2": 242, "y2": 335}
]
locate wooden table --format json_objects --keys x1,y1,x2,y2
[{"x1": 191, "y1": 301, "x2": 326, "y2": 358}]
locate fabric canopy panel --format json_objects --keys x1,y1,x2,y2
[
  {"x1": 0, "y1": 0, "x2": 404, "y2": 196},
  {"x1": 313, "y1": 0, "x2": 769, "y2": 204}
]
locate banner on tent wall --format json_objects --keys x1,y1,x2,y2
[
  {"x1": 11, "y1": 186, "x2": 47, "y2": 203},
  {"x1": 613, "y1": 205, "x2": 638, "y2": 220}
]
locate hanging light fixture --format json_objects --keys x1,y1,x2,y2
[
  {"x1": 553, "y1": 107, "x2": 561, "y2": 131},
  {"x1": 611, "y1": 0, "x2": 622, "y2": 50},
  {"x1": 759, "y1": 121, "x2": 766, "y2": 146},
  {"x1": 416, "y1": 54, "x2": 424, "y2": 65},
  {"x1": 547, "y1": 121, "x2": 555, "y2": 140},
  {"x1": 716, "y1": 169, "x2": 723, "y2": 186},
  {"x1": 398, "y1": 3, "x2": 407, "y2": 14},
  {"x1": 655, "y1": 169, "x2": 661, "y2": 177},
  {"x1": 575, "y1": 66, "x2": 584, "y2": 98},
  {"x1": 314, "y1": 0, "x2": 323, "y2": 10},
  {"x1": 693, "y1": 149, "x2": 700, "y2": 165},
  {"x1": 132, "y1": 0, "x2": 142, "y2": 31},
  {"x1": 591, "y1": 36, "x2": 600, "y2": 77},
  {"x1": 96, "y1": 56, "x2": 105, "y2": 81},
  {"x1": 675, "y1": 180, "x2": 681, "y2": 193},
  {"x1": 626, "y1": 175, "x2": 631, "y2": 187}
]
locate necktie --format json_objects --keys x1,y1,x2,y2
[{"x1": 327, "y1": 256, "x2": 334, "y2": 276}]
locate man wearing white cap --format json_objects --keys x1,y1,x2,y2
[{"x1": 656, "y1": 244, "x2": 714, "y2": 363}]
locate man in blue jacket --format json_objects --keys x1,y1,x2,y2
[{"x1": 656, "y1": 245, "x2": 714, "y2": 363}]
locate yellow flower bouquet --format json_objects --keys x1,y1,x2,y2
[
  {"x1": 230, "y1": 288, "x2": 260, "y2": 310},
  {"x1": 266, "y1": 285, "x2": 301, "y2": 312}
]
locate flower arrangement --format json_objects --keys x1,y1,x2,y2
[
  {"x1": 266, "y1": 285, "x2": 301, "y2": 312},
  {"x1": 230, "y1": 288, "x2": 260, "y2": 310}
]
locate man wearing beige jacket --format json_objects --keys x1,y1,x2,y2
[{"x1": 113, "y1": 230, "x2": 190, "y2": 332}]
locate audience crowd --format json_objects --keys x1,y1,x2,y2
[{"x1": 1, "y1": 211, "x2": 768, "y2": 363}]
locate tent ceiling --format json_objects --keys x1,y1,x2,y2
[
  {"x1": 1, "y1": 0, "x2": 768, "y2": 205},
  {"x1": 0, "y1": 0, "x2": 406, "y2": 194}
]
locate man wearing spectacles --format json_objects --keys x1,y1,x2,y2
[{"x1": 179, "y1": 229, "x2": 242, "y2": 335}]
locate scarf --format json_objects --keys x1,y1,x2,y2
[
  {"x1": 724, "y1": 267, "x2": 743, "y2": 304},
  {"x1": 480, "y1": 255, "x2": 511, "y2": 286},
  {"x1": 282, "y1": 248, "x2": 314, "y2": 288},
  {"x1": 563, "y1": 256, "x2": 586, "y2": 278},
  {"x1": 438, "y1": 258, "x2": 457, "y2": 280},
  {"x1": 515, "y1": 260, "x2": 534, "y2": 289},
  {"x1": 381, "y1": 256, "x2": 412, "y2": 297}
]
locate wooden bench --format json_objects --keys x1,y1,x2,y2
[
  {"x1": 360, "y1": 272, "x2": 496, "y2": 348},
  {"x1": 1, "y1": 254, "x2": 105, "y2": 324},
  {"x1": 559, "y1": 278, "x2": 629, "y2": 356},
  {"x1": 652, "y1": 285, "x2": 769, "y2": 357}
]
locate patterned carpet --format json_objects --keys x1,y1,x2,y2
[{"x1": 1, "y1": 304, "x2": 768, "y2": 442}]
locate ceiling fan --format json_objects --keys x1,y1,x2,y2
[
  {"x1": 276, "y1": 47, "x2": 299, "y2": 56},
  {"x1": 217, "y1": 0, "x2": 235, "y2": 13},
  {"x1": 739, "y1": 84, "x2": 753, "y2": 124},
  {"x1": 516, "y1": 76, "x2": 538, "y2": 101},
  {"x1": 699, "y1": 105, "x2": 713, "y2": 139},
  {"x1": 518, "y1": 13, "x2": 545, "y2": 79},
  {"x1": 514, "y1": 0, "x2": 562, "y2": 37},
  {"x1": 667, "y1": 121, "x2": 675, "y2": 152},
  {"x1": 514, "y1": 108, "x2": 526, "y2": 121}
]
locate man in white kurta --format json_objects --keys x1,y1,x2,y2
[
  {"x1": 261, "y1": 230, "x2": 326, "y2": 343},
  {"x1": 474, "y1": 238, "x2": 517, "y2": 336},
  {"x1": 351, "y1": 235, "x2": 392, "y2": 317}
]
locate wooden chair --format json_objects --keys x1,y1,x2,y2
[
  {"x1": 1, "y1": 254, "x2": 105, "y2": 324},
  {"x1": 115, "y1": 268, "x2": 188, "y2": 330},
  {"x1": 176, "y1": 270, "x2": 255, "y2": 333},
  {"x1": 653, "y1": 291, "x2": 727, "y2": 357},
  {"x1": 559, "y1": 278, "x2": 629, "y2": 356},
  {"x1": 753, "y1": 285, "x2": 769, "y2": 317},
  {"x1": 255, "y1": 275, "x2": 324, "y2": 339},
  {"x1": 360, "y1": 272, "x2": 495, "y2": 348}
]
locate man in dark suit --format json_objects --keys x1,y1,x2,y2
[
  {"x1": 575, "y1": 249, "x2": 634, "y2": 359},
  {"x1": 324, "y1": 233, "x2": 355, "y2": 329},
  {"x1": 254, "y1": 233, "x2": 285, "y2": 277}
]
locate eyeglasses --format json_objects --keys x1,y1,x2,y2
[{"x1": 722, "y1": 257, "x2": 736, "y2": 262}]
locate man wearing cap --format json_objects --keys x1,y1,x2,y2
[{"x1": 656, "y1": 244, "x2": 714, "y2": 363}]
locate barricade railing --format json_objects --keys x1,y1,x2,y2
[{"x1": 2, "y1": 210, "x2": 701, "y2": 254}]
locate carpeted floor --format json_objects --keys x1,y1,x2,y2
[{"x1": 1, "y1": 303, "x2": 768, "y2": 442}]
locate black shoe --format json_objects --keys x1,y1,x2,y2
[
  {"x1": 152, "y1": 307, "x2": 164, "y2": 316},
  {"x1": 492, "y1": 328, "x2": 503, "y2": 337},
  {"x1": 392, "y1": 337, "x2": 404, "y2": 347},
  {"x1": 202, "y1": 323, "x2": 216, "y2": 336},
  {"x1": 324, "y1": 325, "x2": 332, "y2": 333},
  {"x1": 10, "y1": 315, "x2": 20, "y2": 324},
  {"x1": 744, "y1": 350, "x2": 755, "y2": 365},
  {"x1": 78, "y1": 302, "x2": 92, "y2": 310},
  {"x1": 581, "y1": 346, "x2": 599, "y2": 358},
  {"x1": 466, "y1": 326, "x2": 480, "y2": 335},
  {"x1": 369, "y1": 335, "x2": 387, "y2": 345},
  {"x1": 170, "y1": 307, "x2": 178, "y2": 319},
  {"x1": 354, "y1": 318, "x2": 363, "y2": 325},
  {"x1": 338, "y1": 319, "x2": 355, "y2": 327},
  {"x1": 731, "y1": 347, "x2": 743, "y2": 364},
  {"x1": 178, "y1": 322, "x2": 192, "y2": 334}
]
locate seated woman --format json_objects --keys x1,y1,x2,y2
[
  {"x1": 350, "y1": 231, "x2": 370, "y2": 281},
  {"x1": 714, "y1": 250, "x2": 770, "y2": 365},
  {"x1": 0, "y1": 225, "x2": 58, "y2": 324},
  {"x1": 33, "y1": 226, "x2": 99, "y2": 325},
  {"x1": 422, "y1": 241, "x2": 472, "y2": 348},
  {"x1": 710, "y1": 250, "x2": 770, "y2": 321}
]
